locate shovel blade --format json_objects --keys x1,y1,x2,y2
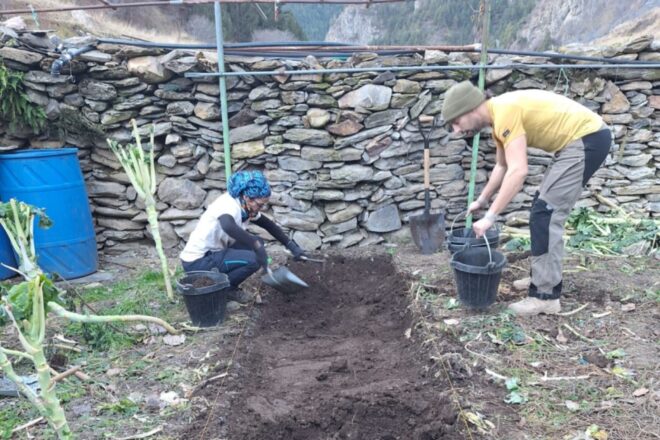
[
  {"x1": 410, "y1": 213, "x2": 445, "y2": 255},
  {"x1": 261, "y1": 266, "x2": 309, "y2": 294}
]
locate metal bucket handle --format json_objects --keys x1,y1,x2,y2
[
  {"x1": 449, "y1": 210, "x2": 469, "y2": 235},
  {"x1": 484, "y1": 233, "x2": 495, "y2": 268}
]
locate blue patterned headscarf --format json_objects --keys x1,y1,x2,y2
[{"x1": 227, "y1": 170, "x2": 271, "y2": 199}]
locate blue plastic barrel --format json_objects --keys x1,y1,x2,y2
[
  {"x1": 0, "y1": 148, "x2": 98, "y2": 279},
  {"x1": 0, "y1": 227, "x2": 18, "y2": 280}
]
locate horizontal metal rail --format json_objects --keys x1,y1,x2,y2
[
  {"x1": 185, "y1": 63, "x2": 660, "y2": 79},
  {"x1": 1, "y1": 0, "x2": 403, "y2": 15}
]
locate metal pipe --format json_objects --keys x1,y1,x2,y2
[
  {"x1": 233, "y1": 45, "x2": 657, "y2": 64},
  {"x1": 95, "y1": 36, "x2": 657, "y2": 65},
  {"x1": 214, "y1": 2, "x2": 232, "y2": 180},
  {"x1": 485, "y1": 47, "x2": 657, "y2": 65},
  {"x1": 50, "y1": 46, "x2": 95, "y2": 76},
  {"x1": 1, "y1": 0, "x2": 403, "y2": 15},
  {"x1": 185, "y1": 63, "x2": 660, "y2": 79},
  {"x1": 97, "y1": 37, "x2": 354, "y2": 49},
  {"x1": 466, "y1": 0, "x2": 490, "y2": 230}
]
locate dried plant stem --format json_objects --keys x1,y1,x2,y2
[{"x1": 47, "y1": 302, "x2": 179, "y2": 335}]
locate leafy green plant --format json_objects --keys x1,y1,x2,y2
[
  {"x1": 0, "y1": 62, "x2": 46, "y2": 133},
  {"x1": 97, "y1": 398, "x2": 139, "y2": 416},
  {"x1": 504, "y1": 377, "x2": 527, "y2": 404},
  {"x1": 566, "y1": 207, "x2": 659, "y2": 255},
  {"x1": 108, "y1": 121, "x2": 175, "y2": 301},
  {"x1": 504, "y1": 236, "x2": 531, "y2": 252}
]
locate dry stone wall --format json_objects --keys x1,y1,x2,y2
[{"x1": 1, "y1": 31, "x2": 659, "y2": 254}]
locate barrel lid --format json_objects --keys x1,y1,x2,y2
[{"x1": 0, "y1": 148, "x2": 79, "y2": 159}]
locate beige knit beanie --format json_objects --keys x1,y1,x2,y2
[{"x1": 441, "y1": 81, "x2": 486, "y2": 123}]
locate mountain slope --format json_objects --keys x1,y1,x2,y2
[
  {"x1": 325, "y1": 0, "x2": 659, "y2": 49},
  {"x1": 511, "y1": 0, "x2": 659, "y2": 50}
]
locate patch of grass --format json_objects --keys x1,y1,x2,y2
[
  {"x1": 64, "y1": 269, "x2": 181, "y2": 351},
  {"x1": 0, "y1": 405, "x2": 26, "y2": 439},
  {"x1": 97, "y1": 398, "x2": 139, "y2": 416},
  {"x1": 56, "y1": 378, "x2": 87, "y2": 403},
  {"x1": 155, "y1": 367, "x2": 185, "y2": 385},
  {"x1": 619, "y1": 261, "x2": 646, "y2": 276},
  {"x1": 66, "y1": 319, "x2": 137, "y2": 351},
  {"x1": 125, "y1": 359, "x2": 153, "y2": 377},
  {"x1": 458, "y1": 310, "x2": 520, "y2": 344},
  {"x1": 645, "y1": 288, "x2": 660, "y2": 302}
]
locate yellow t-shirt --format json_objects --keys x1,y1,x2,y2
[{"x1": 486, "y1": 90, "x2": 603, "y2": 153}]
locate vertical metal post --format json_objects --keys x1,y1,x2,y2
[
  {"x1": 214, "y1": 2, "x2": 232, "y2": 179},
  {"x1": 465, "y1": 0, "x2": 490, "y2": 230}
]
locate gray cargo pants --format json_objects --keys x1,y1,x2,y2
[{"x1": 529, "y1": 126, "x2": 612, "y2": 300}]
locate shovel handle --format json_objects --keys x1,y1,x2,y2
[{"x1": 419, "y1": 120, "x2": 431, "y2": 191}]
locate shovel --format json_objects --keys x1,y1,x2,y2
[
  {"x1": 410, "y1": 118, "x2": 446, "y2": 254},
  {"x1": 261, "y1": 266, "x2": 309, "y2": 294}
]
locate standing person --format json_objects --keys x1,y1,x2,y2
[
  {"x1": 180, "y1": 170, "x2": 307, "y2": 303},
  {"x1": 441, "y1": 81, "x2": 611, "y2": 316}
]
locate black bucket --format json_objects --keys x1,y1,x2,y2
[
  {"x1": 448, "y1": 227, "x2": 500, "y2": 254},
  {"x1": 448, "y1": 211, "x2": 500, "y2": 254},
  {"x1": 176, "y1": 271, "x2": 230, "y2": 327},
  {"x1": 450, "y1": 243, "x2": 507, "y2": 309}
]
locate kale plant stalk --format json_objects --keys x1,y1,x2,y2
[
  {"x1": 107, "y1": 120, "x2": 175, "y2": 301},
  {"x1": 0, "y1": 199, "x2": 52, "y2": 279},
  {"x1": 0, "y1": 200, "x2": 178, "y2": 439}
]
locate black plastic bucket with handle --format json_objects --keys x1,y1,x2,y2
[
  {"x1": 176, "y1": 271, "x2": 230, "y2": 327},
  {"x1": 450, "y1": 239, "x2": 507, "y2": 309},
  {"x1": 447, "y1": 211, "x2": 500, "y2": 254}
]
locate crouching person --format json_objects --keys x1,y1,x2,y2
[{"x1": 179, "y1": 170, "x2": 306, "y2": 303}]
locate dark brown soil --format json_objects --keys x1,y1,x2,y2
[
  {"x1": 191, "y1": 276, "x2": 216, "y2": 288},
  {"x1": 182, "y1": 254, "x2": 467, "y2": 440}
]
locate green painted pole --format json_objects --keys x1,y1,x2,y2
[
  {"x1": 465, "y1": 0, "x2": 490, "y2": 230},
  {"x1": 214, "y1": 2, "x2": 232, "y2": 180}
]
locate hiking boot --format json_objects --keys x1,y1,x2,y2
[
  {"x1": 508, "y1": 297, "x2": 560, "y2": 316},
  {"x1": 224, "y1": 287, "x2": 252, "y2": 304},
  {"x1": 513, "y1": 277, "x2": 531, "y2": 291}
]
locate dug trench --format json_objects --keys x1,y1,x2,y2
[{"x1": 181, "y1": 253, "x2": 483, "y2": 439}]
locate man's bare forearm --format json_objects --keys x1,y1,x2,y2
[{"x1": 479, "y1": 163, "x2": 507, "y2": 204}]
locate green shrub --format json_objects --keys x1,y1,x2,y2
[{"x1": 0, "y1": 62, "x2": 46, "y2": 133}]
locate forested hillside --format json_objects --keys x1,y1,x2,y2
[
  {"x1": 325, "y1": 0, "x2": 659, "y2": 49},
  {"x1": 326, "y1": 0, "x2": 536, "y2": 45},
  {"x1": 107, "y1": 2, "x2": 304, "y2": 42},
  {"x1": 283, "y1": 4, "x2": 343, "y2": 41}
]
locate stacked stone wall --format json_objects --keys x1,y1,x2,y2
[{"x1": 1, "y1": 32, "x2": 658, "y2": 253}]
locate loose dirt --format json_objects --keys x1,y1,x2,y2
[
  {"x1": 4, "y1": 244, "x2": 655, "y2": 439},
  {"x1": 183, "y1": 254, "x2": 467, "y2": 440}
]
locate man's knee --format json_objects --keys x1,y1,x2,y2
[{"x1": 530, "y1": 196, "x2": 553, "y2": 256}]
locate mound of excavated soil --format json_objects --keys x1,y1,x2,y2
[{"x1": 184, "y1": 254, "x2": 464, "y2": 439}]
